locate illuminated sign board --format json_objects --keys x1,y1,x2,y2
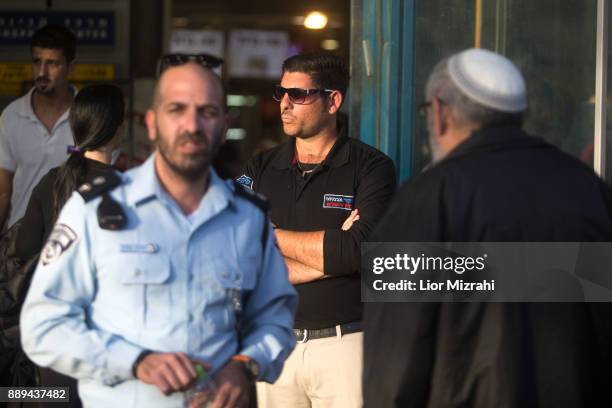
[{"x1": 0, "y1": 11, "x2": 114, "y2": 45}]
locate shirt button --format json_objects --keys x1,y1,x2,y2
[
  {"x1": 188, "y1": 313, "x2": 194, "y2": 322},
  {"x1": 222, "y1": 271, "x2": 229, "y2": 278},
  {"x1": 135, "y1": 269, "x2": 143, "y2": 276}
]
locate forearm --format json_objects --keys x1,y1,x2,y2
[
  {"x1": 275, "y1": 229, "x2": 324, "y2": 271},
  {"x1": 238, "y1": 221, "x2": 298, "y2": 383},
  {"x1": 21, "y1": 300, "x2": 144, "y2": 385},
  {"x1": 0, "y1": 192, "x2": 10, "y2": 228},
  {"x1": 238, "y1": 324, "x2": 296, "y2": 383},
  {"x1": 21, "y1": 205, "x2": 143, "y2": 386},
  {"x1": 285, "y1": 257, "x2": 325, "y2": 284},
  {"x1": 15, "y1": 195, "x2": 44, "y2": 261},
  {"x1": 0, "y1": 168, "x2": 13, "y2": 229}
]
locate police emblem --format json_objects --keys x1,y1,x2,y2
[
  {"x1": 41, "y1": 224, "x2": 79, "y2": 266},
  {"x1": 236, "y1": 174, "x2": 254, "y2": 189}
]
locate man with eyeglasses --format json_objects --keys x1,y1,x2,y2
[
  {"x1": 238, "y1": 52, "x2": 396, "y2": 408},
  {"x1": 363, "y1": 48, "x2": 612, "y2": 407}
]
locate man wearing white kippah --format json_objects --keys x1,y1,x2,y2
[{"x1": 363, "y1": 48, "x2": 612, "y2": 407}]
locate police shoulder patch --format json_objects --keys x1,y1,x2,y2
[
  {"x1": 41, "y1": 223, "x2": 79, "y2": 266},
  {"x1": 235, "y1": 174, "x2": 254, "y2": 190}
]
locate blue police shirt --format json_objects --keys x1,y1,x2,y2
[{"x1": 20, "y1": 154, "x2": 298, "y2": 407}]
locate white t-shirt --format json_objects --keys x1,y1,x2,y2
[{"x1": 0, "y1": 88, "x2": 74, "y2": 228}]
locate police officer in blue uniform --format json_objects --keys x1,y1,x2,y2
[{"x1": 20, "y1": 62, "x2": 297, "y2": 408}]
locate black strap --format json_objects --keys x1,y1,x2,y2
[{"x1": 232, "y1": 181, "x2": 271, "y2": 246}]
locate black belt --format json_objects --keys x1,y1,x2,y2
[{"x1": 293, "y1": 321, "x2": 363, "y2": 343}]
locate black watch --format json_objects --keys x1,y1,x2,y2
[{"x1": 231, "y1": 355, "x2": 260, "y2": 381}]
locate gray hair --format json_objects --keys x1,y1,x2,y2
[{"x1": 425, "y1": 58, "x2": 523, "y2": 127}]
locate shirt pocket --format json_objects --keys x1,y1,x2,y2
[
  {"x1": 117, "y1": 252, "x2": 173, "y2": 330},
  {"x1": 202, "y1": 256, "x2": 257, "y2": 332}
]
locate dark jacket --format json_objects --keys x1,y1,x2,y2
[
  {"x1": 1, "y1": 159, "x2": 115, "y2": 404},
  {"x1": 15, "y1": 159, "x2": 116, "y2": 262},
  {"x1": 0, "y1": 220, "x2": 38, "y2": 388},
  {"x1": 363, "y1": 126, "x2": 612, "y2": 408}
]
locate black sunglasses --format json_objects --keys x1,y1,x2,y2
[
  {"x1": 156, "y1": 53, "x2": 224, "y2": 76},
  {"x1": 273, "y1": 85, "x2": 335, "y2": 105}
]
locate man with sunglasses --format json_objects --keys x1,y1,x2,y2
[{"x1": 238, "y1": 52, "x2": 396, "y2": 408}]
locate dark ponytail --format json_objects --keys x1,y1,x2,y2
[{"x1": 53, "y1": 84, "x2": 125, "y2": 218}]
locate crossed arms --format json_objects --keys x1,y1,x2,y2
[{"x1": 276, "y1": 210, "x2": 360, "y2": 284}]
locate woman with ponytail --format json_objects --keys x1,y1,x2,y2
[
  {"x1": 11, "y1": 84, "x2": 124, "y2": 406},
  {"x1": 15, "y1": 84, "x2": 125, "y2": 263}
]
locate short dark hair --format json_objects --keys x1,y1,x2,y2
[
  {"x1": 282, "y1": 52, "x2": 349, "y2": 98},
  {"x1": 31, "y1": 24, "x2": 77, "y2": 62}
]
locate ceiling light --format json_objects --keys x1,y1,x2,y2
[{"x1": 304, "y1": 11, "x2": 328, "y2": 30}]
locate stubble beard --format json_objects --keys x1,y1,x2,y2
[
  {"x1": 34, "y1": 79, "x2": 55, "y2": 96},
  {"x1": 155, "y1": 125, "x2": 222, "y2": 182},
  {"x1": 428, "y1": 132, "x2": 444, "y2": 164},
  {"x1": 282, "y1": 116, "x2": 329, "y2": 140}
]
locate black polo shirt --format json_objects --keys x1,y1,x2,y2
[{"x1": 239, "y1": 134, "x2": 396, "y2": 329}]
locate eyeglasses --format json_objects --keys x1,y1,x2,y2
[
  {"x1": 417, "y1": 97, "x2": 446, "y2": 117},
  {"x1": 272, "y1": 85, "x2": 335, "y2": 105},
  {"x1": 156, "y1": 53, "x2": 224, "y2": 76},
  {"x1": 417, "y1": 101, "x2": 432, "y2": 117}
]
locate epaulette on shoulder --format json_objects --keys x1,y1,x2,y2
[
  {"x1": 232, "y1": 180, "x2": 269, "y2": 214},
  {"x1": 76, "y1": 171, "x2": 122, "y2": 202}
]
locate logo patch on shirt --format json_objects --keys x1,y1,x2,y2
[
  {"x1": 236, "y1": 174, "x2": 254, "y2": 189},
  {"x1": 41, "y1": 223, "x2": 78, "y2": 266},
  {"x1": 322, "y1": 194, "x2": 354, "y2": 211}
]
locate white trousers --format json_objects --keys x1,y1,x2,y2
[{"x1": 257, "y1": 330, "x2": 363, "y2": 408}]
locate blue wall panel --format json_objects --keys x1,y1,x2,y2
[{"x1": 358, "y1": 0, "x2": 416, "y2": 182}]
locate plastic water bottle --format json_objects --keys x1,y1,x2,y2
[{"x1": 184, "y1": 363, "x2": 217, "y2": 408}]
